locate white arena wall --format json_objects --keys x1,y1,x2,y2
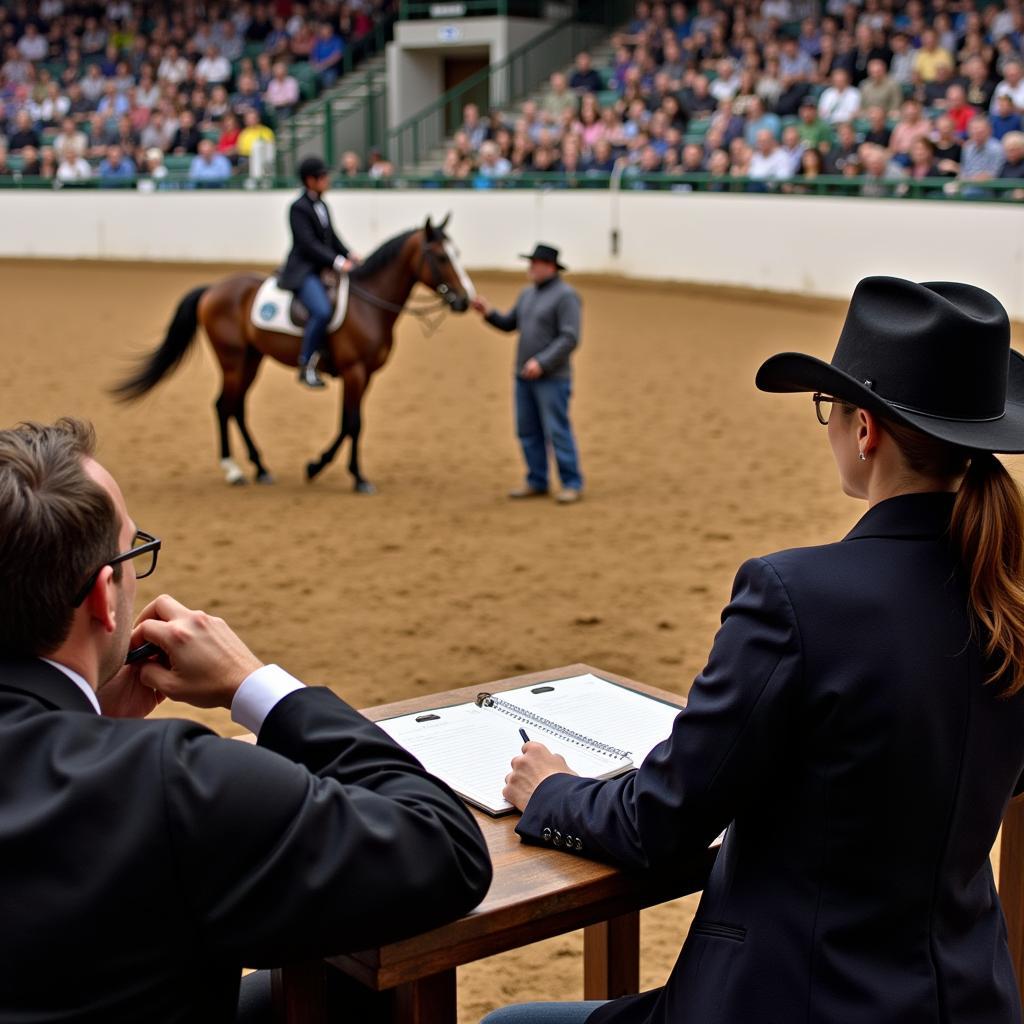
[{"x1": 2, "y1": 189, "x2": 1023, "y2": 318}]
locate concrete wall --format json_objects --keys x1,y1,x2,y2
[
  {"x1": 387, "y1": 17, "x2": 554, "y2": 128},
  {"x1": 2, "y1": 189, "x2": 1022, "y2": 317}
]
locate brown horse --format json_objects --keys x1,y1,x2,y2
[{"x1": 114, "y1": 216, "x2": 474, "y2": 493}]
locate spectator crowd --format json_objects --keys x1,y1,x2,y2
[
  {"x1": 0, "y1": 0, "x2": 393, "y2": 186},
  {"x1": 440, "y1": 0, "x2": 1024, "y2": 197}
]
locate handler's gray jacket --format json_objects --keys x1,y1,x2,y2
[{"x1": 485, "y1": 275, "x2": 581, "y2": 379}]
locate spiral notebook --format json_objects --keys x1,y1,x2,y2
[{"x1": 377, "y1": 673, "x2": 682, "y2": 815}]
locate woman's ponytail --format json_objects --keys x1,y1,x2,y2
[
  {"x1": 951, "y1": 452, "x2": 1024, "y2": 695},
  {"x1": 882, "y1": 417, "x2": 1024, "y2": 695}
]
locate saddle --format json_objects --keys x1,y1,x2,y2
[{"x1": 288, "y1": 269, "x2": 342, "y2": 329}]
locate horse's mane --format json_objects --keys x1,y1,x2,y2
[{"x1": 349, "y1": 228, "x2": 420, "y2": 280}]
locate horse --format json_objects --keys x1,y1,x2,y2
[{"x1": 113, "y1": 216, "x2": 475, "y2": 493}]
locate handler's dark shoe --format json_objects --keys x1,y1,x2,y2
[
  {"x1": 298, "y1": 361, "x2": 326, "y2": 389},
  {"x1": 508, "y1": 485, "x2": 548, "y2": 499},
  {"x1": 556, "y1": 488, "x2": 582, "y2": 504}
]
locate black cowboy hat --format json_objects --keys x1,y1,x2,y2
[
  {"x1": 519, "y1": 243, "x2": 566, "y2": 270},
  {"x1": 756, "y1": 276, "x2": 1024, "y2": 453},
  {"x1": 298, "y1": 155, "x2": 329, "y2": 183}
]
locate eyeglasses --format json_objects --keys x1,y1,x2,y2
[
  {"x1": 71, "y1": 529, "x2": 161, "y2": 607},
  {"x1": 811, "y1": 389, "x2": 851, "y2": 425}
]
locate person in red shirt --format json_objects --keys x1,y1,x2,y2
[
  {"x1": 216, "y1": 113, "x2": 241, "y2": 162},
  {"x1": 944, "y1": 83, "x2": 978, "y2": 137}
]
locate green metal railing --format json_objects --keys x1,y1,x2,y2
[
  {"x1": 3, "y1": 173, "x2": 1022, "y2": 202},
  {"x1": 387, "y1": 3, "x2": 632, "y2": 169}
]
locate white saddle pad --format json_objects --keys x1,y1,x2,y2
[{"x1": 250, "y1": 276, "x2": 349, "y2": 337}]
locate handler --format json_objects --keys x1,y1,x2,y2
[
  {"x1": 473, "y1": 244, "x2": 584, "y2": 504},
  {"x1": 278, "y1": 155, "x2": 359, "y2": 389}
]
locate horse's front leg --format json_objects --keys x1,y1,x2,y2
[{"x1": 305, "y1": 363, "x2": 373, "y2": 493}]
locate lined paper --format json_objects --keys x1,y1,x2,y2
[
  {"x1": 379, "y1": 700, "x2": 630, "y2": 814},
  {"x1": 505, "y1": 674, "x2": 681, "y2": 765}
]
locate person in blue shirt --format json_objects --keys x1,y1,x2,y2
[
  {"x1": 188, "y1": 140, "x2": 232, "y2": 186},
  {"x1": 97, "y1": 145, "x2": 136, "y2": 185},
  {"x1": 991, "y1": 93, "x2": 1023, "y2": 140},
  {"x1": 310, "y1": 23, "x2": 344, "y2": 87}
]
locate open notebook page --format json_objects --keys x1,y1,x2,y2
[
  {"x1": 501, "y1": 674, "x2": 682, "y2": 766},
  {"x1": 378, "y1": 701, "x2": 631, "y2": 815}
]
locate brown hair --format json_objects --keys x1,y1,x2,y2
[
  {"x1": 0, "y1": 418, "x2": 121, "y2": 658},
  {"x1": 882, "y1": 417, "x2": 1024, "y2": 695}
]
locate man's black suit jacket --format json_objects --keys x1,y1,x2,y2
[
  {"x1": 277, "y1": 191, "x2": 350, "y2": 292},
  {"x1": 0, "y1": 662, "x2": 491, "y2": 1022},
  {"x1": 519, "y1": 492, "x2": 1024, "y2": 1024}
]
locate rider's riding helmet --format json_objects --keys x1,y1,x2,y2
[{"x1": 298, "y1": 156, "x2": 329, "y2": 185}]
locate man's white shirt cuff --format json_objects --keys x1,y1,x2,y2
[{"x1": 231, "y1": 664, "x2": 305, "y2": 736}]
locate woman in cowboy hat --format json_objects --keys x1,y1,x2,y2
[{"x1": 489, "y1": 276, "x2": 1024, "y2": 1024}]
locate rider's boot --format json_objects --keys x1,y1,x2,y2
[{"x1": 298, "y1": 352, "x2": 326, "y2": 389}]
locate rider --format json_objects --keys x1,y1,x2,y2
[{"x1": 279, "y1": 155, "x2": 359, "y2": 389}]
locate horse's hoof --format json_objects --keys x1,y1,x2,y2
[
  {"x1": 256, "y1": 471, "x2": 275, "y2": 485},
  {"x1": 229, "y1": 475, "x2": 248, "y2": 487},
  {"x1": 305, "y1": 462, "x2": 322, "y2": 482},
  {"x1": 354, "y1": 480, "x2": 377, "y2": 495}
]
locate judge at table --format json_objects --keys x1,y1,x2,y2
[{"x1": 490, "y1": 277, "x2": 1024, "y2": 1024}]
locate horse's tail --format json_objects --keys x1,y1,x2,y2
[{"x1": 112, "y1": 285, "x2": 208, "y2": 401}]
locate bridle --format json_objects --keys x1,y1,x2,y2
[{"x1": 346, "y1": 235, "x2": 463, "y2": 338}]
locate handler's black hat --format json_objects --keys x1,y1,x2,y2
[
  {"x1": 520, "y1": 243, "x2": 566, "y2": 270},
  {"x1": 298, "y1": 155, "x2": 329, "y2": 183},
  {"x1": 756, "y1": 276, "x2": 1024, "y2": 453}
]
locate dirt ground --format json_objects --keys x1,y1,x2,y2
[{"x1": 2, "y1": 261, "x2": 1017, "y2": 1021}]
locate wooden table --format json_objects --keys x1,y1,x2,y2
[
  {"x1": 269, "y1": 663, "x2": 1024, "y2": 1022},
  {"x1": 271, "y1": 664, "x2": 715, "y2": 1024}
]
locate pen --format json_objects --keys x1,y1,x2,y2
[{"x1": 519, "y1": 728, "x2": 530, "y2": 744}]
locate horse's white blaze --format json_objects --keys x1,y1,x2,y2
[
  {"x1": 220, "y1": 457, "x2": 245, "y2": 484},
  {"x1": 443, "y1": 241, "x2": 475, "y2": 300}
]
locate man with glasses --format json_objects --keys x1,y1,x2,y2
[{"x1": 0, "y1": 418, "x2": 491, "y2": 1021}]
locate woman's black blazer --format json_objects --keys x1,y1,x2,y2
[{"x1": 518, "y1": 492, "x2": 1024, "y2": 1024}]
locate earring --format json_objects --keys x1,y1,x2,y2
[{"x1": 858, "y1": 451, "x2": 867, "y2": 461}]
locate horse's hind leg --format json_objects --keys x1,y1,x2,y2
[{"x1": 235, "y1": 348, "x2": 273, "y2": 483}]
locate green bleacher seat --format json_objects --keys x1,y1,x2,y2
[
  {"x1": 689, "y1": 117, "x2": 710, "y2": 136},
  {"x1": 40, "y1": 132, "x2": 56, "y2": 148},
  {"x1": 292, "y1": 63, "x2": 318, "y2": 100},
  {"x1": 244, "y1": 41, "x2": 265, "y2": 59},
  {"x1": 201, "y1": 129, "x2": 220, "y2": 141},
  {"x1": 164, "y1": 155, "x2": 193, "y2": 172},
  {"x1": 596, "y1": 89, "x2": 619, "y2": 107}
]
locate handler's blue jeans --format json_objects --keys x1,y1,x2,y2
[
  {"x1": 297, "y1": 274, "x2": 333, "y2": 365},
  {"x1": 515, "y1": 376, "x2": 583, "y2": 492},
  {"x1": 481, "y1": 1001, "x2": 606, "y2": 1023}
]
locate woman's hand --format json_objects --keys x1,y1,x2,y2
[{"x1": 503, "y1": 742, "x2": 577, "y2": 811}]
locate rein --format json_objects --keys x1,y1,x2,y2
[{"x1": 346, "y1": 239, "x2": 454, "y2": 338}]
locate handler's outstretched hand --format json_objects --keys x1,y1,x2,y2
[
  {"x1": 130, "y1": 595, "x2": 263, "y2": 710},
  {"x1": 471, "y1": 296, "x2": 491, "y2": 315},
  {"x1": 503, "y1": 742, "x2": 576, "y2": 812}
]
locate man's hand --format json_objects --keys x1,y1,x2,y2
[
  {"x1": 97, "y1": 663, "x2": 166, "y2": 719},
  {"x1": 344, "y1": 253, "x2": 362, "y2": 271},
  {"x1": 131, "y1": 595, "x2": 263, "y2": 709},
  {"x1": 503, "y1": 741, "x2": 576, "y2": 812},
  {"x1": 471, "y1": 296, "x2": 492, "y2": 315},
  {"x1": 520, "y1": 357, "x2": 544, "y2": 380}
]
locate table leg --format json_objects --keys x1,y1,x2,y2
[
  {"x1": 391, "y1": 968, "x2": 457, "y2": 1024},
  {"x1": 1000, "y1": 796, "x2": 1024, "y2": 1005},
  {"x1": 272, "y1": 963, "x2": 328, "y2": 1024},
  {"x1": 583, "y1": 912, "x2": 640, "y2": 1000}
]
